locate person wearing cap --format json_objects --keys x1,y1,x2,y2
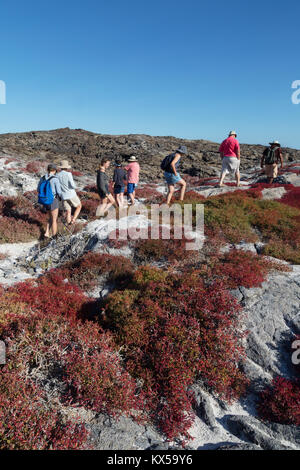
[
  {"x1": 261, "y1": 141, "x2": 283, "y2": 184},
  {"x1": 218, "y1": 131, "x2": 241, "y2": 187},
  {"x1": 57, "y1": 160, "x2": 82, "y2": 225},
  {"x1": 125, "y1": 156, "x2": 140, "y2": 205},
  {"x1": 164, "y1": 145, "x2": 187, "y2": 205},
  {"x1": 112, "y1": 159, "x2": 127, "y2": 207},
  {"x1": 37, "y1": 163, "x2": 62, "y2": 238}
]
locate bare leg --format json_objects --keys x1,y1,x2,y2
[
  {"x1": 50, "y1": 208, "x2": 59, "y2": 236},
  {"x1": 44, "y1": 220, "x2": 50, "y2": 238},
  {"x1": 166, "y1": 184, "x2": 175, "y2": 205},
  {"x1": 129, "y1": 192, "x2": 135, "y2": 205},
  {"x1": 71, "y1": 203, "x2": 82, "y2": 224},
  {"x1": 178, "y1": 179, "x2": 186, "y2": 201},
  {"x1": 235, "y1": 170, "x2": 240, "y2": 187},
  {"x1": 219, "y1": 171, "x2": 226, "y2": 187},
  {"x1": 65, "y1": 209, "x2": 72, "y2": 224}
]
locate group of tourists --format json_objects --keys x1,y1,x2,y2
[{"x1": 37, "y1": 133, "x2": 284, "y2": 239}]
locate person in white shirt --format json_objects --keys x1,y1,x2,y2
[{"x1": 57, "y1": 160, "x2": 82, "y2": 225}]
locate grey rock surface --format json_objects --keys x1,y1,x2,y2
[{"x1": 226, "y1": 415, "x2": 297, "y2": 450}]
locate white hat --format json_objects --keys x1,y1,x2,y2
[
  {"x1": 59, "y1": 159, "x2": 72, "y2": 169},
  {"x1": 269, "y1": 140, "x2": 280, "y2": 146},
  {"x1": 128, "y1": 156, "x2": 138, "y2": 162},
  {"x1": 229, "y1": 130, "x2": 237, "y2": 136}
]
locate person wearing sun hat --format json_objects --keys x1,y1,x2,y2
[
  {"x1": 218, "y1": 131, "x2": 241, "y2": 187},
  {"x1": 261, "y1": 140, "x2": 283, "y2": 184},
  {"x1": 57, "y1": 159, "x2": 82, "y2": 225},
  {"x1": 125, "y1": 155, "x2": 140, "y2": 205},
  {"x1": 163, "y1": 145, "x2": 187, "y2": 204}
]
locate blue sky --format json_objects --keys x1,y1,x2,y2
[{"x1": 1, "y1": 0, "x2": 300, "y2": 148}]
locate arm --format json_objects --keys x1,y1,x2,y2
[
  {"x1": 235, "y1": 142, "x2": 240, "y2": 160},
  {"x1": 278, "y1": 149, "x2": 283, "y2": 168},
  {"x1": 55, "y1": 178, "x2": 62, "y2": 199},
  {"x1": 96, "y1": 171, "x2": 101, "y2": 194},
  {"x1": 170, "y1": 155, "x2": 180, "y2": 175},
  {"x1": 98, "y1": 172, "x2": 109, "y2": 195}
]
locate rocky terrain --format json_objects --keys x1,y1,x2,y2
[
  {"x1": 0, "y1": 132, "x2": 299, "y2": 451},
  {"x1": 1, "y1": 127, "x2": 300, "y2": 180}
]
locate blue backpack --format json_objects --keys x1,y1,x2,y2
[{"x1": 38, "y1": 176, "x2": 54, "y2": 206}]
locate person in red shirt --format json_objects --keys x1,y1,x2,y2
[{"x1": 218, "y1": 131, "x2": 241, "y2": 187}]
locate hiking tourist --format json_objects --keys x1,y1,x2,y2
[
  {"x1": 218, "y1": 131, "x2": 241, "y2": 187},
  {"x1": 161, "y1": 145, "x2": 187, "y2": 204},
  {"x1": 96, "y1": 158, "x2": 117, "y2": 216},
  {"x1": 37, "y1": 163, "x2": 62, "y2": 239},
  {"x1": 125, "y1": 156, "x2": 140, "y2": 205},
  {"x1": 112, "y1": 159, "x2": 127, "y2": 207},
  {"x1": 261, "y1": 140, "x2": 283, "y2": 184},
  {"x1": 57, "y1": 160, "x2": 82, "y2": 225}
]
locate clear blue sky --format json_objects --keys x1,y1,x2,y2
[{"x1": 1, "y1": 0, "x2": 300, "y2": 148}]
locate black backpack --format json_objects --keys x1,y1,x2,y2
[
  {"x1": 265, "y1": 147, "x2": 278, "y2": 165},
  {"x1": 160, "y1": 153, "x2": 175, "y2": 172}
]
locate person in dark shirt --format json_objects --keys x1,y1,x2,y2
[
  {"x1": 96, "y1": 158, "x2": 117, "y2": 217},
  {"x1": 112, "y1": 160, "x2": 127, "y2": 207},
  {"x1": 261, "y1": 141, "x2": 283, "y2": 184}
]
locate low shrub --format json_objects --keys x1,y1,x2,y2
[
  {"x1": 258, "y1": 376, "x2": 300, "y2": 426},
  {"x1": 8, "y1": 273, "x2": 91, "y2": 320},
  {"x1": 104, "y1": 266, "x2": 248, "y2": 439},
  {"x1": 0, "y1": 368, "x2": 88, "y2": 450},
  {"x1": 47, "y1": 252, "x2": 134, "y2": 291},
  {"x1": 25, "y1": 161, "x2": 47, "y2": 174},
  {"x1": 210, "y1": 249, "x2": 290, "y2": 289},
  {"x1": 280, "y1": 187, "x2": 300, "y2": 210}
]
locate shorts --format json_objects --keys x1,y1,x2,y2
[
  {"x1": 164, "y1": 171, "x2": 182, "y2": 185},
  {"x1": 114, "y1": 185, "x2": 125, "y2": 195},
  {"x1": 98, "y1": 191, "x2": 110, "y2": 201},
  {"x1": 45, "y1": 198, "x2": 59, "y2": 211},
  {"x1": 63, "y1": 195, "x2": 81, "y2": 211},
  {"x1": 221, "y1": 156, "x2": 240, "y2": 175},
  {"x1": 127, "y1": 183, "x2": 138, "y2": 194},
  {"x1": 265, "y1": 164, "x2": 278, "y2": 178}
]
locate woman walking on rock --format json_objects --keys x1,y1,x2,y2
[{"x1": 96, "y1": 158, "x2": 117, "y2": 217}]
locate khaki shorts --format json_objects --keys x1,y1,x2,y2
[
  {"x1": 63, "y1": 195, "x2": 81, "y2": 211},
  {"x1": 265, "y1": 164, "x2": 278, "y2": 178}
]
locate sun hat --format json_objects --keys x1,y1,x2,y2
[
  {"x1": 269, "y1": 140, "x2": 281, "y2": 146},
  {"x1": 229, "y1": 130, "x2": 237, "y2": 137},
  {"x1": 175, "y1": 145, "x2": 188, "y2": 155},
  {"x1": 59, "y1": 160, "x2": 72, "y2": 169},
  {"x1": 128, "y1": 156, "x2": 138, "y2": 162}
]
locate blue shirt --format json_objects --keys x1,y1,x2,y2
[{"x1": 57, "y1": 170, "x2": 77, "y2": 200}]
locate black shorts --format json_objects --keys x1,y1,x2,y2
[{"x1": 98, "y1": 191, "x2": 109, "y2": 200}]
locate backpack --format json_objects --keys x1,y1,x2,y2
[
  {"x1": 160, "y1": 153, "x2": 175, "y2": 172},
  {"x1": 38, "y1": 176, "x2": 54, "y2": 206},
  {"x1": 265, "y1": 147, "x2": 278, "y2": 165}
]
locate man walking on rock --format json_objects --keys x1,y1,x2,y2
[
  {"x1": 261, "y1": 140, "x2": 283, "y2": 184},
  {"x1": 218, "y1": 131, "x2": 241, "y2": 187},
  {"x1": 57, "y1": 160, "x2": 82, "y2": 225}
]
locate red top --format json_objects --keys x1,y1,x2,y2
[{"x1": 219, "y1": 136, "x2": 240, "y2": 158}]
